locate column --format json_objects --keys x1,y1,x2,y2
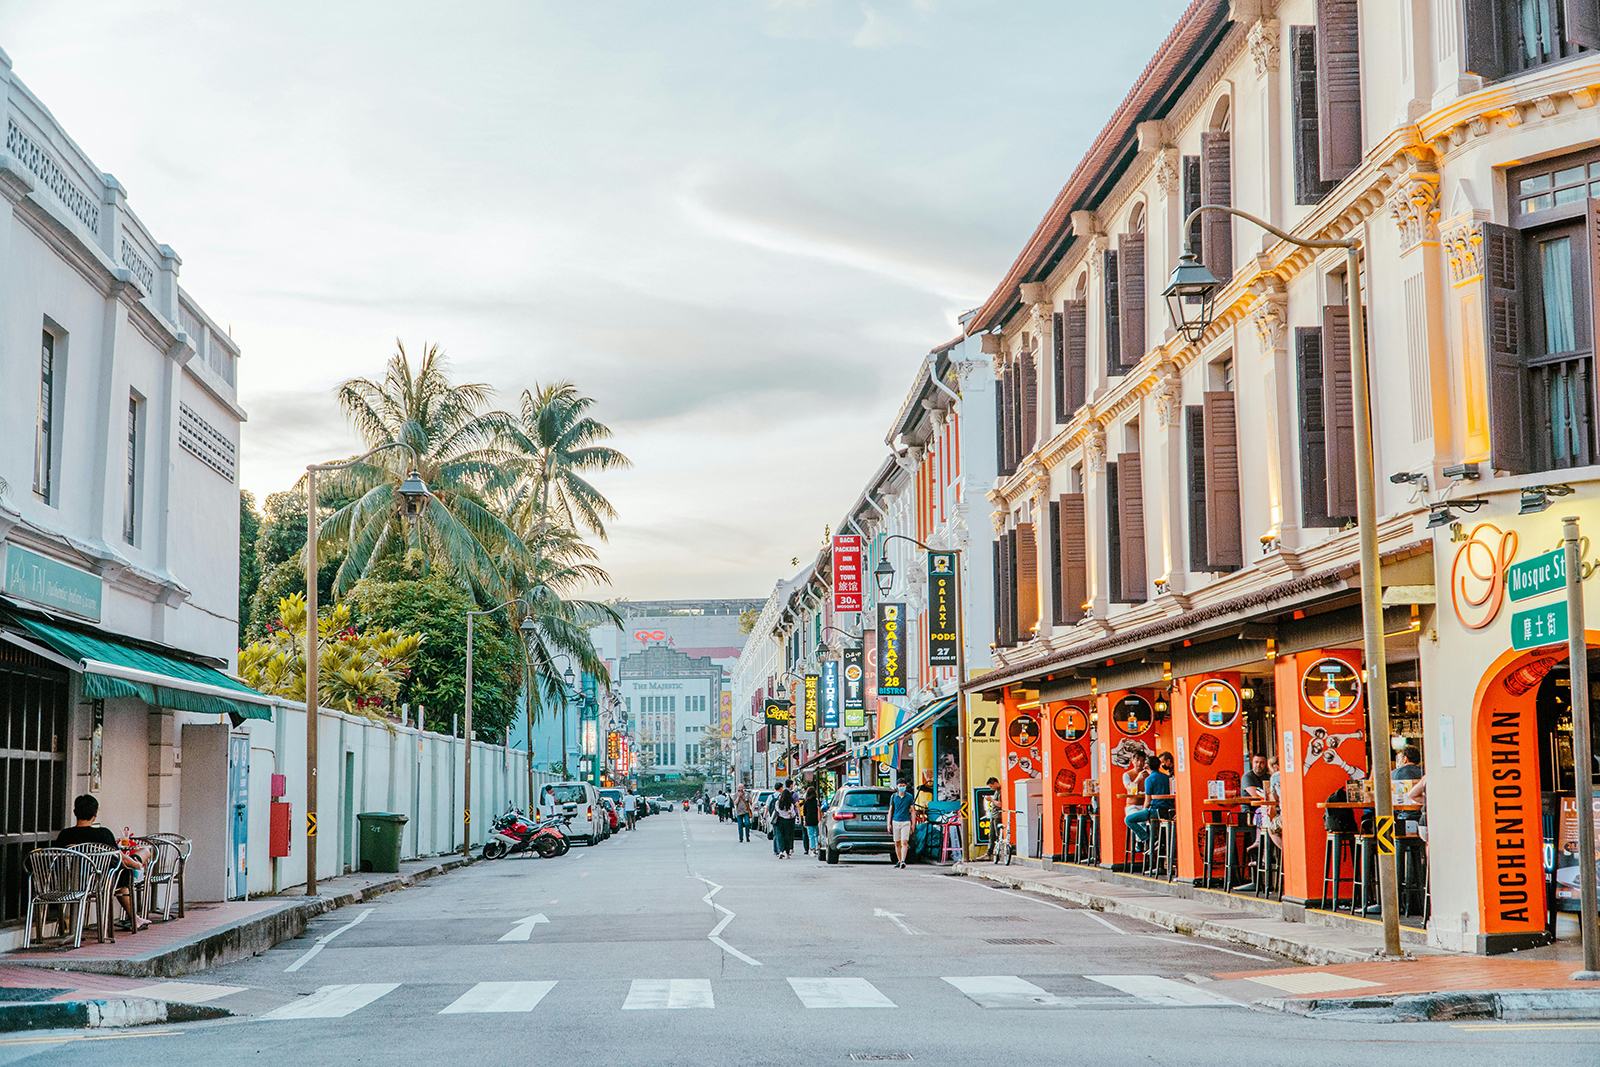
[{"x1": 1151, "y1": 365, "x2": 1186, "y2": 595}]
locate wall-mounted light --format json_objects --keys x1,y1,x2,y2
[
  {"x1": 1520, "y1": 484, "x2": 1574, "y2": 514},
  {"x1": 1241, "y1": 685, "x2": 1255, "y2": 700},
  {"x1": 1154, "y1": 698, "x2": 1169, "y2": 715}
]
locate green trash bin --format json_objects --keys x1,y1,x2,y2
[{"x1": 357, "y1": 812, "x2": 409, "y2": 873}]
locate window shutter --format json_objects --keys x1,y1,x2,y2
[
  {"x1": 993, "y1": 390, "x2": 1006, "y2": 480},
  {"x1": 992, "y1": 539, "x2": 1005, "y2": 648},
  {"x1": 1182, "y1": 156, "x2": 1202, "y2": 252},
  {"x1": 1203, "y1": 391, "x2": 1244, "y2": 569},
  {"x1": 1321, "y1": 305, "x2": 1359, "y2": 517},
  {"x1": 1200, "y1": 132, "x2": 1232, "y2": 283},
  {"x1": 1016, "y1": 522, "x2": 1039, "y2": 637},
  {"x1": 1022, "y1": 347, "x2": 1038, "y2": 456},
  {"x1": 1483, "y1": 222, "x2": 1534, "y2": 474},
  {"x1": 1063, "y1": 300, "x2": 1088, "y2": 413},
  {"x1": 1315, "y1": 0, "x2": 1362, "y2": 184},
  {"x1": 1291, "y1": 27, "x2": 1335, "y2": 205},
  {"x1": 1002, "y1": 361, "x2": 1017, "y2": 476},
  {"x1": 1059, "y1": 494, "x2": 1086, "y2": 625},
  {"x1": 1117, "y1": 453, "x2": 1147, "y2": 603},
  {"x1": 1296, "y1": 326, "x2": 1337, "y2": 527},
  {"x1": 1566, "y1": 0, "x2": 1600, "y2": 51},
  {"x1": 1106, "y1": 460, "x2": 1122, "y2": 604},
  {"x1": 1103, "y1": 250, "x2": 1121, "y2": 377},
  {"x1": 1461, "y1": 0, "x2": 1505, "y2": 79},
  {"x1": 1005, "y1": 528, "x2": 1020, "y2": 646},
  {"x1": 1118, "y1": 232, "x2": 1146, "y2": 370},
  {"x1": 1052, "y1": 311, "x2": 1066, "y2": 423},
  {"x1": 1048, "y1": 500, "x2": 1063, "y2": 625},
  {"x1": 1186, "y1": 404, "x2": 1210, "y2": 570}
]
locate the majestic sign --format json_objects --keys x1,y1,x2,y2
[
  {"x1": 842, "y1": 647, "x2": 866, "y2": 727},
  {"x1": 822, "y1": 659, "x2": 840, "y2": 729},
  {"x1": 877, "y1": 603, "x2": 906, "y2": 695},
  {"x1": 928, "y1": 551, "x2": 958, "y2": 667},
  {"x1": 833, "y1": 534, "x2": 863, "y2": 613}
]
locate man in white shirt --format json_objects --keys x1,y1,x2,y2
[{"x1": 622, "y1": 791, "x2": 638, "y2": 830}]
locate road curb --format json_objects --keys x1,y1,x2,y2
[
  {"x1": 1256, "y1": 989, "x2": 1600, "y2": 1023},
  {"x1": 0, "y1": 997, "x2": 232, "y2": 1032},
  {"x1": 13, "y1": 854, "x2": 475, "y2": 980},
  {"x1": 955, "y1": 863, "x2": 1377, "y2": 966}
]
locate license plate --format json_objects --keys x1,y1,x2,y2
[{"x1": 856, "y1": 814, "x2": 886, "y2": 823}]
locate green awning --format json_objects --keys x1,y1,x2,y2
[{"x1": 9, "y1": 616, "x2": 273, "y2": 721}]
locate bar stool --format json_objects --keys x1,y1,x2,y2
[
  {"x1": 1321, "y1": 831, "x2": 1356, "y2": 911},
  {"x1": 1399, "y1": 837, "x2": 1427, "y2": 915},
  {"x1": 1198, "y1": 819, "x2": 1227, "y2": 888},
  {"x1": 1155, "y1": 816, "x2": 1178, "y2": 881},
  {"x1": 1078, "y1": 807, "x2": 1100, "y2": 864},
  {"x1": 1224, "y1": 815, "x2": 1254, "y2": 891},
  {"x1": 1351, "y1": 833, "x2": 1379, "y2": 915},
  {"x1": 1253, "y1": 834, "x2": 1282, "y2": 899}
]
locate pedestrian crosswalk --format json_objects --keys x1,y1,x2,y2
[{"x1": 253, "y1": 974, "x2": 1242, "y2": 1021}]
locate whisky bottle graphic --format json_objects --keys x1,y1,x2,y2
[
  {"x1": 1323, "y1": 678, "x2": 1341, "y2": 714},
  {"x1": 1127, "y1": 707, "x2": 1140, "y2": 732},
  {"x1": 1208, "y1": 691, "x2": 1224, "y2": 726}
]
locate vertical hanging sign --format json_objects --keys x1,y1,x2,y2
[
  {"x1": 833, "y1": 534, "x2": 863, "y2": 613},
  {"x1": 803, "y1": 674, "x2": 819, "y2": 732},
  {"x1": 877, "y1": 603, "x2": 906, "y2": 695},
  {"x1": 822, "y1": 659, "x2": 840, "y2": 729},
  {"x1": 928, "y1": 551, "x2": 958, "y2": 667},
  {"x1": 842, "y1": 647, "x2": 866, "y2": 727}
]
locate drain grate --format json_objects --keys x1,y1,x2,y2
[
  {"x1": 849, "y1": 1056, "x2": 913, "y2": 1062},
  {"x1": 983, "y1": 937, "x2": 1055, "y2": 945},
  {"x1": 968, "y1": 915, "x2": 1029, "y2": 922}
]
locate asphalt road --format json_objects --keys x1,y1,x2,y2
[{"x1": 7, "y1": 809, "x2": 1598, "y2": 1065}]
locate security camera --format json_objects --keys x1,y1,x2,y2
[{"x1": 1442, "y1": 463, "x2": 1481, "y2": 481}]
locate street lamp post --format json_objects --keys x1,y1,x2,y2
[
  {"x1": 1163, "y1": 205, "x2": 1400, "y2": 958},
  {"x1": 303, "y1": 444, "x2": 429, "y2": 896},
  {"x1": 464, "y1": 601, "x2": 536, "y2": 859}
]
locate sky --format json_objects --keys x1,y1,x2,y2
[{"x1": 0, "y1": 0, "x2": 1190, "y2": 601}]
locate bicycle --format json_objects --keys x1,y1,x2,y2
[{"x1": 989, "y1": 806, "x2": 1014, "y2": 866}]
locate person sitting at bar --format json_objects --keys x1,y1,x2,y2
[
  {"x1": 1125, "y1": 754, "x2": 1173, "y2": 846},
  {"x1": 1391, "y1": 745, "x2": 1422, "y2": 783},
  {"x1": 1241, "y1": 753, "x2": 1270, "y2": 796}
]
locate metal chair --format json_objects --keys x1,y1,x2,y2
[
  {"x1": 136, "y1": 837, "x2": 184, "y2": 921},
  {"x1": 23, "y1": 849, "x2": 94, "y2": 949},
  {"x1": 66, "y1": 844, "x2": 121, "y2": 944},
  {"x1": 149, "y1": 834, "x2": 191, "y2": 918}
]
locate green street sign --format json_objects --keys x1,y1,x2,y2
[
  {"x1": 1506, "y1": 548, "x2": 1567, "y2": 603},
  {"x1": 3, "y1": 544, "x2": 102, "y2": 621},
  {"x1": 1510, "y1": 602, "x2": 1569, "y2": 651}
]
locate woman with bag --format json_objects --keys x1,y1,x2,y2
[{"x1": 774, "y1": 784, "x2": 799, "y2": 858}]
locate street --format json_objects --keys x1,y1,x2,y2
[{"x1": 5, "y1": 810, "x2": 1597, "y2": 1065}]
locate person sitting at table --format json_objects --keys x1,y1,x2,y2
[
  {"x1": 1404, "y1": 774, "x2": 1427, "y2": 842},
  {"x1": 1264, "y1": 756, "x2": 1284, "y2": 850},
  {"x1": 1121, "y1": 751, "x2": 1149, "y2": 820},
  {"x1": 1241, "y1": 753, "x2": 1270, "y2": 796},
  {"x1": 1125, "y1": 754, "x2": 1173, "y2": 847},
  {"x1": 56, "y1": 794, "x2": 148, "y2": 934},
  {"x1": 1391, "y1": 745, "x2": 1422, "y2": 783}
]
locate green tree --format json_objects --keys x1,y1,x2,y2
[
  {"x1": 345, "y1": 568, "x2": 523, "y2": 740},
  {"x1": 239, "y1": 491, "x2": 262, "y2": 644},
  {"x1": 500, "y1": 381, "x2": 630, "y2": 540},
  {"x1": 244, "y1": 490, "x2": 348, "y2": 643},
  {"x1": 319, "y1": 342, "x2": 529, "y2": 602}
]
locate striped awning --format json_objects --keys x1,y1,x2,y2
[{"x1": 864, "y1": 695, "x2": 956, "y2": 759}]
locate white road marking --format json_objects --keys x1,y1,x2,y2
[
  {"x1": 498, "y1": 913, "x2": 550, "y2": 941},
  {"x1": 1084, "y1": 974, "x2": 1239, "y2": 1007},
  {"x1": 972, "y1": 882, "x2": 1126, "y2": 933},
  {"x1": 121, "y1": 982, "x2": 246, "y2": 1003},
  {"x1": 1138, "y1": 934, "x2": 1274, "y2": 962},
  {"x1": 258, "y1": 983, "x2": 399, "y2": 1019},
  {"x1": 787, "y1": 977, "x2": 896, "y2": 1009},
  {"x1": 439, "y1": 981, "x2": 556, "y2": 1013},
  {"x1": 284, "y1": 908, "x2": 375, "y2": 972},
  {"x1": 942, "y1": 976, "x2": 1072, "y2": 1008},
  {"x1": 874, "y1": 907, "x2": 924, "y2": 936},
  {"x1": 1082, "y1": 912, "x2": 1127, "y2": 934},
  {"x1": 622, "y1": 979, "x2": 715, "y2": 1009},
  {"x1": 694, "y1": 875, "x2": 762, "y2": 967}
]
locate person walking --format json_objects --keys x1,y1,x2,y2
[
  {"x1": 733, "y1": 785, "x2": 752, "y2": 842},
  {"x1": 801, "y1": 783, "x2": 820, "y2": 855},
  {"x1": 774, "y1": 783, "x2": 798, "y2": 858},
  {"x1": 889, "y1": 780, "x2": 916, "y2": 868},
  {"x1": 622, "y1": 790, "x2": 638, "y2": 831}
]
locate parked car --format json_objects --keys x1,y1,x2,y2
[
  {"x1": 598, "y1": 796, "x2": 620, "y2": 834},
  {"x1": 537, "y1": 781, "x2": 605, "y2": 845},
  {"x1": 599, "y1": 787, "x2": 624, "y2": 811},
  {"x1": 816, "y1": 786, "x2": 894, "y2": 864},
  {"x1": 752, "y1": 790, "x2": 776, "y2": 834}
]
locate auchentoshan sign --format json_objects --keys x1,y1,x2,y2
[{"x1": 4, "y1": 545, "x2": 102, "y2": 621}]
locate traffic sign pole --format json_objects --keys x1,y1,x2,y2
[{"x1": 1562, "y1": 517, "x2": 1600, "y2": 980}]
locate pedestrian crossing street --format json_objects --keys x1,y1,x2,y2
[{"x1": 254, "y1": 974, "x2": 1238, "y2": 1020}]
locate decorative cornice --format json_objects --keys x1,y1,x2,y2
[
  {"x1": 1153, "y1": 148, "x2": 1180, "y2": 196},
  {"x1": 1152, "y1": 363, "x2": 1183, "y2": 428},
  {"x1": 1418, "y1": 56, "x2": 1600, "y2": 157},
  {"x1": 1441, "y1": 211, "x2": 1489, "y2": 286},
  {"x1": 1251, "y1": 295, "x2": 1288, "y2": 354},
  {"x1": 1247, "y1": 18, "x2": 1279, "y2": 77},
  {"x1": 1387, "y1": 166, "x2": 1441, "y2": 252},
  {"x1": 1083, "y1": 424, "x2": 1107, "y2": 472}
]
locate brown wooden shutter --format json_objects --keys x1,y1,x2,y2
[
  {"x1": 1321, "y1": 305, "x2": 1359, "y2": 517},
  {"x1": 1315, "y1": 0, "x2": 1362, "y2": 183},
  {"x1": 1058, "y1": 493, "x2": 1086, "y2": 625},
  {"x1": 1052, "y1": 310, "x2": 1066, "y2": 423},
  {"x1": 1117, "y1": 453, "x2": 1146, "y2": 603},
  {"x1": 1005, "y1": 528, "x2": 1020, "y2": 646},
  {"x1": 1063, "y1": 300, "x2": 1088, "y2": 413},
  {"x1": 1103, "y1": 250, "x2": 1121, "y2": 376},
  {"x1": 1118, "y1": 232, "x2": 1146, "y2": 370},
  {"x1": 1200, "y1": 132, "x2": 1232, "y2": 283},
  {"x1": 993, "y1": 391, "x2": 1006, "y2": 481},
  {"x1": 992, "y1": 539, "x2": 1005, "y2": 647},
  {"x1": 1461, "y1": 0, "x2": 1505, "y2": 79},
  {"x1": 1048, "y1": 499, "x2": 1062, "y2": 625},
  {"x1": 1203, "y1": 391, "x2": 1243, "y2": 569},
  {"x1": 1182, "y1": 156, "x2": 1202, "y2": 252},
  {"x1": 1016, "y1": 522, "x2": 1039, "y2": 637},
  {"x1": 1001, "y1": 361, "x2": 1017, "y2": 476},
  {"x1": 1106, "y1": 460, "x2": 1121, "y2": 603},
  {"x1": 1295, "y1": 326, "x2": 1338, "y2": 527},
  {"x1": 1566, "y1": 0, "x2": 1600, "y2": 51},
  {"x1": 1185, "y1": 405, "x2": 1209, "y2": 570},
  {"x1": 1482, "y1": 222, "x2": 1533, "y2": 474},
  {"x1": 1022, "y1": 347, "x2": 1038, "y2": 456},
  {"x1": 1291, "y1": 26, "x2": 1335, "y2": 205}
]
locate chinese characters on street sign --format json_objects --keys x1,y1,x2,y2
[
  {"x1": 842, "y1": 647, "x2": 865, "y2": 727},
  {"x1": 928, "y1": 551, "x2": 958, "y2": 667},
  {"x1": 832, "y1": 534, "x2": 862, "y2": 613},
  {"x1": 877, "y1": 603, "x2": 906, "y2": 695},
  {"x1": 1510, "y1": 602, "x2": 1568, "y2": 651},
  {"x1": 803, "y1": 674, "x2": 819, "y2": 732}
]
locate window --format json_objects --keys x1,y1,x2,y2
[
  {"x1": 1291, "y1": 27, "x2": 1338, "y2": 205},
  {"x1": 123, "y1": 394, "x2": 141, "y2": 544},
  {"x1": 1056, "y1": 493, "x2": 1086, "y2": 625},
  {"x1": 1116, "y1": 452, "x2": 1146, "y2": 603},
  {"x1": 1200, "y1": 131, "x2": 1232, "y2": 283},
  {"x1": 1465, "y1": 0, "x2": 1599, "y2": 81},
  {"x1": 1187, "y1": 395, "x2": 1242, "y2": 572},
  {"x1": 1103, "y1": 248, "x2": 1121, "y2": 377},
  {"x1": 1313, "y1": 1, "x2": 1363, "y2": 185},
  {"x1": 1115, "y1": 208, "x2": 1146, "y2": 373},
  {"x1": 1296, "y1": 325, "x2": 1357, "y2": 526},
  {"x1": 1182, "y1": 155, "x2": 1202, "y2": 251},
  {"x1": 34, "y1": 330, "x2": 56, "y2": 502}
]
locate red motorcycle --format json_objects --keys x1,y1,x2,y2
[{"x1": 482, "y1": 808, "x2": 569, "y2": 859}]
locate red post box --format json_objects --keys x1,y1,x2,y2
[{"x1": 270, "y1": 800, "x2": 292, "y2": 857}]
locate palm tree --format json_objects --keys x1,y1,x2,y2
[
  {"x1": 501, "y1": 382, "x2": 630, "y2": 540},
  {"x1": 317, "y1": 342, "x2": 530, "y2": 600}
]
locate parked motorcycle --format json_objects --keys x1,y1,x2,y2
[{"x1": 482, "y1": 808, "x2": 570, "y2": 859}]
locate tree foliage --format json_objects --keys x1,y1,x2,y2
[{"x1": 239, "y1": 491, "x2": 262, "y2": 644}]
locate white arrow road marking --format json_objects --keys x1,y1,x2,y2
[
  {"x1": 259, "y1": 983, "x2": 399, "y2": 1020},
  {"x1": 1084, "y1": 974, "x2": 1239, "y2": 1007},
  {"x1": 694, "y1": 876, "x2": 761, "y2": 966},
  {"x1": 440, "y1": 981, "x2": 556, "y2": 1013},
  {"x1": 498, "y1": 914, "x2": 551, "y2": 942},
  {"x1": 787, "y1": 977, "x2": 896, "y2": 1009},
  {"x1": 623, "y1": 979, "x2": 715, "y2": 1010},
  {"x1": 284, "y1": 908, "x2": 374, "y2": 972},
  {"x1": 874, "y1": 907, "x2": 923, "y2": 935}
]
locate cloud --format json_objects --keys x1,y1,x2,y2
[{"x1": 851, "y1": 6, "x2": 903, "y2": 49}]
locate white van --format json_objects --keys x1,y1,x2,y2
[{"x1": 538, "y1": 781, "x2": 604, "y2": 845}]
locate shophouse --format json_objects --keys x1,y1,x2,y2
[
  {"x1": 963, "y1": 0, "x2": 1600, "y2": 954},
  {"x1": 730, "y1": 578, "x2": 793, "y2": 786}
]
